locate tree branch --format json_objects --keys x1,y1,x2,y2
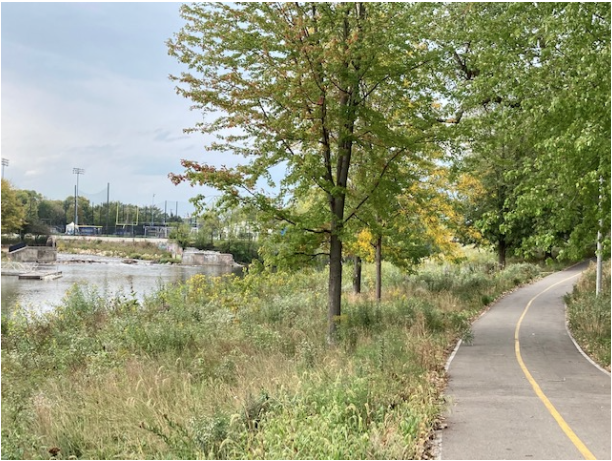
[{"x1": 343, "y1": 146, "x2": 408, "y2": 225}]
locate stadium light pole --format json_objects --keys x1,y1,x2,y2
[
  {"x1": 1, "y1": 158, "x2": 8, "y2": 179},
  {"x1": 151, "y1": 194, "x2": 156, "y2": 227},
  {"x1": 73, "y1": 168, "x2": 85, "y2": 233}
]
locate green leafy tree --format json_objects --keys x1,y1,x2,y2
[
  {"x1": 169, "y1": 222, "x2": 192, "y2": 250},
  {"x1": 453, "y1": 110, "x2": 540, "y2": 267},
  {"x1": 63, "y1": 196, "x2": 92, "y2": 227},
  {"x1": 168, "y1": 2, "x2": 443, "y2": 339},
  {"x1": 15, "y1": 189, "x2": 50, "y2": 240},
  {"x1": 1, "y1": 179, "x2": 26, "y2": 235},
  {"x1": 439, "y1": 3, "x2": 611, "y2": 261},
  {"x1": 38, "y1": 199, "x2": 67, "y2": 230}
]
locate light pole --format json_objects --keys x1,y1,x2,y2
[
  {"x1": 1, "y1": 158, "x2": 8, "y2": 179},
  {"x1": 596, "y1": 175, "x2": 603, "y2": 296},
  {"x1": 73, "y1": 168, "x2": 85, "y2": 233},
  {"x1": 151, "y1": 194, "x2": 156, "y2": 227}
]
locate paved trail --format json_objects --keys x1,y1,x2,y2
[{"x1": 441, "y1": 262, "x2": 610, "y2": 460}]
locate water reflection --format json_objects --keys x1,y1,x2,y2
[{"x1": 1, "y1": 254, "x2": 240, "y2": 316}]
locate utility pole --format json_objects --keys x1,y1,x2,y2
[
  {"x1": 151, "y1": 194, "x2": 156, "y2": 227},
  {"x1": 72, "y1": 167, "x2": 85, "y2": 234},
  {"x1": 1, "y1": 158, "x2": 8, "y2": 179},
  {"x1": 596, "y1": 175, "x2": 603, "y2": 296},
  {"x1": 105, "y1": 183, "x2": 110, "y2": 235}
]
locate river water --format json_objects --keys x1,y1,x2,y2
[{"x1": 1, "y1": 253, "x2": 239, "y2": 316}]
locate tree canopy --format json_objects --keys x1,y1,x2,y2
[
  {"x1": 168, "y1": 2, "x2": 611, "y2": 338},
  {"x1": 168, "y1": 2, "x2": 451, "y2": 338},
  {"x1": 1, "y1": 179, "x2": 26, "y2": 234},
  {"x1": 439, "y1": 2, "x2": 611, "y2": 263}
]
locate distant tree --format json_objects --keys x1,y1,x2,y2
[
  {"x1": 38, "y1": 199, "x2": 67, "y2": 230},
  {"x1": 1, "y1": 179, "x2": 26, "y2": 234},
  {"x1": 63, "y1": 196, "x2": 92, "y2": 226},
  {"x1": 15, "y1": 189, "x2": 50, "y2": 240},
  {"x1": 169, "y1": 223, "x2": 191, "y2": 250},
  {"x1": 165, "y1": 214, "x2": 183, "y2": 224}
]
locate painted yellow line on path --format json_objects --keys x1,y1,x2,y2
[{"x1": 514, "y1": 272, "x2": 596, "y2": 461}]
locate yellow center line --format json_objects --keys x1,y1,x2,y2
[{"x1": 514, "y1": 272, "x2": 596, "y2": 460}]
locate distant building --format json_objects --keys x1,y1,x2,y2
[
  {"x1": 144, "y1": 226, "x2": 170, "y2": 238},
  {"x1": 65, "y1": 222, "x2": 102, "y2": 235}
]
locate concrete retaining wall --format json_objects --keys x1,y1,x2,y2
[
  {"x1": 9, "y1": 246, "x2": 57, "y2": 263},
  {"x1": 182, "y1": 248, "x2": 236, "y2": 266}
]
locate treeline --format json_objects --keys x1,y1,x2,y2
[
  {"x1": 0, "y1": 180, "x2": 260, "y2": 262},
  {"x1": 1, "y1": 180, "x2": 184, "y2": 239}
]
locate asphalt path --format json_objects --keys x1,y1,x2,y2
[{"x1": 440, "y1": 262, "x2": 611, "y2": 460}]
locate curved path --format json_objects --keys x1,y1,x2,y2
[{"x1": 441, "y1": 262, "x2": 610, "y2": 460}]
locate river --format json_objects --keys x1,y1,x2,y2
[{"x1": 1, "y1": 253, "x2": 240, "y2": 316}]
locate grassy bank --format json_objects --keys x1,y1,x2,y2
[
  {"x1": 566, "y1": 260, "x2": 611, "y2": 370},
  {"x1": 1, "y1": 252, "x2": 542, "y2": 459},
  {"x1": 56, "y1": 238, "x2": 178, "y2": 263}
]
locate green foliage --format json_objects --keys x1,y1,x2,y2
[
  {"x1": 1, "y1": 179, "x2": 26, "y2": 234},
  {"x1": 440, "y1": 3, "x2": 611, "y2": 262},
  {"x1": 169, "y1": 223, "x2": 191, "y2": 250},
  {"x1": 167, "y1": 2, "x2": 451, "y2": 336}
]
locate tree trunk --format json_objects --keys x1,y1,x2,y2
[
  {"x1": 353, "y1": 255, "x2": 362, "y2": 294},
  {"x1": 375, "y1": 234, "x2": 382, "y2": 301},
  {"x1": 326, "y1": 3, "x2": 361, "y2": 342},
  {"x1": 498, "y1": 240, "x2": 507, "y2": 269},
  {"x1": 328, "y1": 231, "x2": 343, "y2": 342}
]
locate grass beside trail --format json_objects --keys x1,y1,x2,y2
[
  {"x1": 566, "y1": 260, "x2": 611, "y2": 371},
  {"x1": 1, "y1": 252, "x2": 542, "y2": 460}
]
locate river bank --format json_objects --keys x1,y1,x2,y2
[
  {"x1": 55, "y1": 237, "x2": 181, "y2": 264},
  {"x1": 1, "y1": 252, "x2": 241, "y2": 317}
]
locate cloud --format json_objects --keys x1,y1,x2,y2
[
  {"x1": 153, "y1": 128, "x2": 189, "y2": 143},
  {"x1": 0, "y1": 2, "x2": 268, "y2": 216}
]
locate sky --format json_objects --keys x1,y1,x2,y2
[{"x1": 1, "y1": 2, "x2": 224, "y2": 217}]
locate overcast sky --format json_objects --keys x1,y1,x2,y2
[{"x1": 1, "y1": 2, "x2": 224, "y2": 217}]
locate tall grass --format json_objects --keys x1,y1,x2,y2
[
  {"x1": 1, "y1": 251, "x2": 543, "y2": 460},
  {"x1": 566, "y1": 260, "x2": 611, "y2": 370}
]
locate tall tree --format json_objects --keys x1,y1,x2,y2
[
  {"x1": 15, "y1": 189, "x2": 50, "y2": 240},
  {"x1": 439, "y1": 3, "x2": 611, "y2": 261},
  {"x1": 168, "y1": 2, "x2": 441, "y2": 339},
  {"x1": 1, "y1": 179, "x2": 26, "y2": 234}
]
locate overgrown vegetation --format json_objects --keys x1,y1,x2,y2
[
  {"x1": 169, "y1": 224, "x2": 260, "y2": 264},
  {"x1": 56, "y1": 239, "x2": 177, "y2": 263},
  {"x1": 2, "y1": 251, "x2": 543, "y2": 460},
  {"x1": 566, "y1": 260, "x2": 611, "y2": 370}
]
